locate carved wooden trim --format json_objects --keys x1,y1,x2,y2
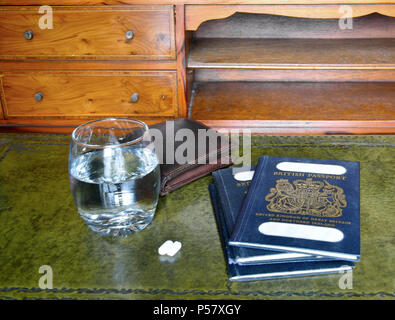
[{"x1": 186, "y1": 4, "x2": 395, "y2": 30}]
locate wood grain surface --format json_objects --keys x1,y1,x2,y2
[
  {"x1": 0, "y1": 60, "x2": 177, "y2": 71},
  {"x1": 0, "y1": 1, "x2": 393, "y2": 5},
  {"x1": 0, "y1": 77, "x2": 4, "y2": 120},
  {"x1": 199, "y1": 119, "x2": 395, "y2": 135},
  {"x1": 190, "y1": 81, "x2": 395, "y2": 120},
  {"x1": 0, "y1": 118, "x2": 164, "y2": 133},
  {"x1": 176, "y1": 5, "x2": 188, "y2": 117},
  {"x1": 0, "y1": 2, "x2": 394, "y2": 134},
  {"x1": 186, "y1": 4, "x2": 395, "y2": 30},
  {"x1": 1, "y1": 71, "x2": 178, "y2": 119},
  {"x1": 0, "y1": 6, "x2": 175, "y2": 60},
  {"x1": 195, "y1": 12, "x2": 395, "y2": 39},
  {"x1": 193, "y1": 69, "x2": 395, "y2": 82},
  {"x1": 188, "y1": 38, "x2": 395, "y2": 69}
]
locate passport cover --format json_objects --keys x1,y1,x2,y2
[
  {"x1": 149, "y1": 119, "x2": 233, "y2": 196},
  {"x1": 229, "y1": 156, "x2": 360, "y2": 262},
  {"x1": 209, "y1": 184, "x2": 354, "y2": 281},
  {"x1": 212, "y1": 166, "x2": 335, "y2": 265}
]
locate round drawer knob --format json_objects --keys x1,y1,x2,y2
[
  {"x1": 125, "y1": 30, "x2": 134, "y2": 40},
  {"x1": 130, "y1": 93, "x2": 139, "y2": 103},
  {"x1": 24, "y1": 30, "x2": 34, "y2": 40},
  {"x1": 34, "y1": 92, "x2": 43, "y2": 102}
]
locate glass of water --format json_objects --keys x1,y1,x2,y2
[{"x1": 69, "y1": 118, "x2": 160, "y2": 237}]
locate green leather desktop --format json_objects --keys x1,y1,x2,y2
[{"x1": 0, "y1": 134, "x2": 394, "y2": 300}]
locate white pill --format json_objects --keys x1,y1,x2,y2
[
  {"x1": 167, "y1": 241, "x2": 182, "y2": 257},
  {"x1": 158, "y1": 240, "x2": 174, "y2": 256}
]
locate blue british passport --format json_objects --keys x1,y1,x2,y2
[
  {"x1": 209, "y1": 184, "x2": 354, "y2": 281},
  {"x1": 212, "y1": 166, "x2": 334, "y2": 265},
  {"x1": 229, "y1": 156, "x2": 360, "y2": 262}
]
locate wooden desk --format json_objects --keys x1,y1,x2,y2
[
  {"x1": 0, "y1": 1, "x2": 394, "y2": 134},
  {"x1": 0, "y1": 133, "x2": 394, "y2": 299}
]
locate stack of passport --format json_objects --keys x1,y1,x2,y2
[{"x1": 209, "y1": 156, "x2": 360, "y2": 281}]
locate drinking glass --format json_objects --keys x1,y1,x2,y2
[{"x1": 68, "y1": 118, "x2": 160, "y2": 237}]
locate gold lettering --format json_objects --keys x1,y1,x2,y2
[{"x1": 273, "y1": 171, "x2": 305, "y2": 177}]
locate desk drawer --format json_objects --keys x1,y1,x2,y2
[
  {"x1": 0, "y1": 6, "x2": 175, "y2": 60},
  {"x1": 1, "y1": 71, "x2": 177, "y2": 119}
]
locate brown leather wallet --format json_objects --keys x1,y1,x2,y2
[{"x1": 149, "y1": 119, "x2": 233, "y2": 196}]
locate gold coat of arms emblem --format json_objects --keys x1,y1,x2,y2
[{"x1": 265, "y1": 178, "x2": 347, "y2": 217}]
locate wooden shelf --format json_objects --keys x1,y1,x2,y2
[
  {"x1": 188, "y1": 38, "x2": 395, "y2": 69},
  {"x1": 190, "y1": 81, "x2": 395, "y2": 134},
  {"x1": 186, "y1": 11, "x2": 395, "y2": 134},
  {"x1": 190, "y1": 81, "x2": 395, "y2": 120}
]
